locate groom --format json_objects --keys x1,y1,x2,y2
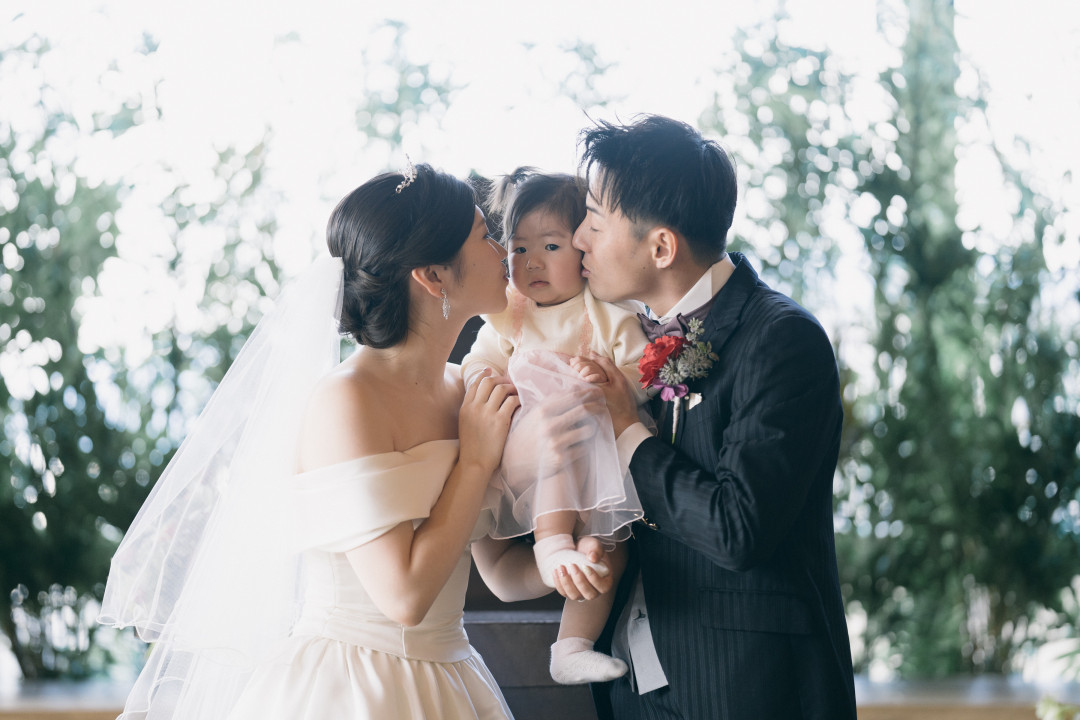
[{"x1": 574, "y1": 116, "x2": 857, "y2": 719}]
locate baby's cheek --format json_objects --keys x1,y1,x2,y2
[{"x1": 507, "y1": 264, "x2": 525, "y2": 290}]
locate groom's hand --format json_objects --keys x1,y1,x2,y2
[
  {"x1": 582, "y1": 353, "x2": 639, "y2": 437},
  {"x1": 551, "y1": 536, "x2": 614, "y2": 601},
  {"x1": 534, "y1": 388, "x2": 604, "y2": 468}
]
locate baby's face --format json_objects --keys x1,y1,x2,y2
[{"x1": 507, "y1": 209, "x2": 586, "y2": 307}]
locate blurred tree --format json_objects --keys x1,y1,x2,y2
[
  {"x1": 120, "y1": 138, "x2": 283, "y2": 453},
  {"x1": 0, "y1": 35, "x2": 283, "y2": 679},
  {"x1": 0, "y1": 38, "x2": 142, "y2": 678},
  {"x1": 699, "y1": 25, "x2": 857, "y2": 309},
  {"x1": 355, "y1": 19, "x2": 457, "y2": 162},
  {"x1": 701, "y1": 0, "x2": 1080, "y2": 676},
  {"x1": 553, "y1": 40, "x2": 619, "y2": 116},
  {"x1": 845, "y1": 0, "x2": 1080, "y2": 676}
]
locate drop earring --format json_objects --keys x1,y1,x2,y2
[{"x1": 441, "y1": 289, "x2": 450, "y2": 320}]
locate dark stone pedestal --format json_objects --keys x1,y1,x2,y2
[{"x1": 465, "y1": 610, "x2": 598, "y2": 720}]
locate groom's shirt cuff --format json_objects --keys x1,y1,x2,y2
[{"x1": 616, "y1": 423, "x2": 653, "y2": 474}]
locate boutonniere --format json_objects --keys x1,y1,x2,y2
[{"x1": 638, "y1": 318, "x2": 719, "y2": 401}]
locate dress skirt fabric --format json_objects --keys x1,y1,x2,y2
[
  {"x1": 228, "y1": 634, "x2": 511, "y2": 720},
  {"x1": 487, "y1": 349, "x2": 642, "y2": 541}
]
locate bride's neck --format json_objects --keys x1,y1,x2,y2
[{"x1": 357, "y1": 321, "x2": 461, "y2": 389}]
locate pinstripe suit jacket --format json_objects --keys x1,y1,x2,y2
[{"x1": 595, "y1": 253, "x2": 857, "y2": 719}]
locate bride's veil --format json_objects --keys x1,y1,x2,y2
[{"x1": 98, "y1": 254, "x2": 344, "y2": 718}]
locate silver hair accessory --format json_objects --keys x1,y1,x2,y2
[
  {"x1": 441, "y1": 288, "x2": 450, "y2": 320},
  {"x1": 395, "y1": 155, "x2": 418, "y2": 194}
]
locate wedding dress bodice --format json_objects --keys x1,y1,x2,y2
[
  {"x1": 226, "y1": 438, "x2": 513, "y2": 719},
  {"x1": 286, "y1": 439, "x2": 492, "y2": 662}
]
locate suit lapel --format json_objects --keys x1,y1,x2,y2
[
  {"x1": 651, "y1": 253, "x2": 761, "y2": 446},
  {"x1": 702, "y1": 251, "x2": 760, "y2": 356},
  {"x1": 670, "y1": 253, "x2": 759, "y2": 446}
]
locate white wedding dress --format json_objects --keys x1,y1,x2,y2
[{"x1": 226, "y1": 439, "x2": 512, "y2": 720}]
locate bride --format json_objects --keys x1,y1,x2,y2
[{"x1": 99, "y1": 163, "x2": 611, "y2": 718}]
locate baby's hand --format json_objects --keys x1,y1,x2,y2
[
  {"x1": 465, "y1": 366, "x2": 509, "y2": 389},
  {"x1": 569, "y1": 356, "x2": 609, "y2": 384}
]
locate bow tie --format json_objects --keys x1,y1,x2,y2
[{"x1": 637, "y1": 300, "x2": 714, "y2": 342}]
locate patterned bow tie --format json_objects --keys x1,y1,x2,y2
[{"x1": 637, "y1": 300, "x2": 714, "y2": 342}]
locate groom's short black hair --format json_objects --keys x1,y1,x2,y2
[{"x1": 579, "y1": 115, "x2": 737, "y2": 263}]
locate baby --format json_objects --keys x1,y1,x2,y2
[{"x1": 463, "y1": 168, "x2": 648, "y2": 684}]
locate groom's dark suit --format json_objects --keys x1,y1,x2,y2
[{"x1": 595, "y1": 253, "x2": 857, "y2": 719}]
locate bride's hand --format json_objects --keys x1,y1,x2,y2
[
  {"x1": 458, "y1": 369, "x2": 519, "y2": 473},
  {"x1": 532, "y1": 386, "x2": 605, "y2": 472}
]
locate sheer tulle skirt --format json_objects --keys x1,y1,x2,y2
[{"x1": 486, "y1": 349, "x2": 642, "y2": 541}]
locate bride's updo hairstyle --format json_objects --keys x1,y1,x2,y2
[{"x1": 327, "y1": 164, "x2": 476, "y2": 348}]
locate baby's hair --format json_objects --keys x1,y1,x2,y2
[{"x1": 487, "y1": 167, "x2": 587, "y2": 245}]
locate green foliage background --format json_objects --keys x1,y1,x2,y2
[
  {"x1": 2, "y1": 4, "x2": 1078, "y2": 681},
  {"x1": 698, "y1": 0, "x2": 1080, "y2": 676}
]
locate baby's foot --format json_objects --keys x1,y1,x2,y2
[
  {"x1": 533, "y1": 534, "x2": 609, "y2": 588},
  {"x1": 550, "y1": 637, "x2": 627, "y2": 685},
  {"x1": 537, "y1": 548, "x2": 609, "y2": 588}
]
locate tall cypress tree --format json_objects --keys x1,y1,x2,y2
[
  {"x1": 851, "y1": 0, "x2": 1080, "y2": 675},
  {"x1": 701, "y1": 0, "x2": 1080, "y2": 675}
]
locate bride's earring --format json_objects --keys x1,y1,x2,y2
[{"x1": 441, "y1": 289, "x2": 450, "y2": 320}]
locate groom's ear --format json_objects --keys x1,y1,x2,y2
[
  {"x1": 410, "y1": 265, "x2": 447, "y2": 299},
  {"x1": 650, "y1": 226, "x2": 681, "y2": 270}
]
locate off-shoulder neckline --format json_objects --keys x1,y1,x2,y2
[{"x1": 294, "y1": 438, "x2": 459, "y2": 478}]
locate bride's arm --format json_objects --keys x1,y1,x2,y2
[
  {"x1": 471, "y1": 537, "x2": 549, "y2": 601},
  {"x1": 303, "y1": 370, "x2": 517, "y2": 627}
]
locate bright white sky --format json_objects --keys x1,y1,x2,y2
[{"x1": 6, "y1": 1, "x2": 1078, "y2": 208}]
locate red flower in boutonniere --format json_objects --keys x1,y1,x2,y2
[
  {"x1": 638, "y1": 335, "x2": 687, "y2": 390},
  {"x1": 637, "y1": 318, "x2": 719, "y2": 402}
]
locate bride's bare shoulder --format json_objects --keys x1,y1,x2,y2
[{"x1": 298, "y1": 360, "x2": 393, "y2": 469}]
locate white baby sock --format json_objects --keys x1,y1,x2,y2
[
  {"x1": 532, "y1": 534, "x2": 609, "y2": 589},
  {"x1": 550, "y1": 637, "x2": 628, "y2": 685}
]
